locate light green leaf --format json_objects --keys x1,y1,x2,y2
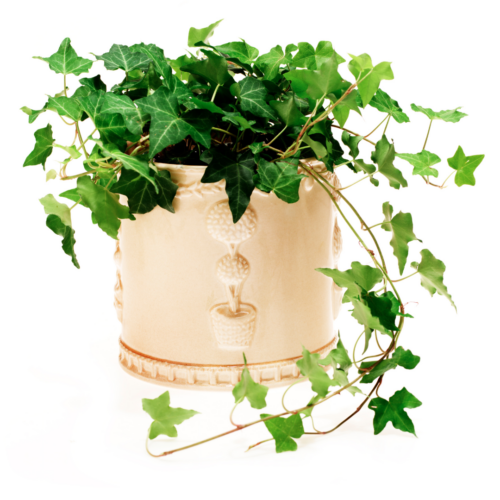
[
  {"x1": 412, "y1": 249, "x2": 456, "y2": 309},
  {"x1": 348, "y1": 54, "x2": 394, "y2": 107},
  {"x1": 381, "y1": 202, "x2": 420, "y2": 275},
  {"x1": 100, "y1": 93, "x2": 150, "y2": 136},
  {"x1": 254, "y1": 157, "x2": 306, "y2": 204},
  {"x1": 329, "y1": 90, "x2": 361, "y2": 128},
  {"x1": 136, "y1": 87, "x2": 213, "y2": 158},
  {"x1": 368, "y1": 387, "x2": 422, "y2": 436},
  {"x1": 341, "y1": 130, "x2": 364, "y2": 159},
  {"x1": 396, "y1": 150, "x2": 441, "y2": 177},
  {"x1": 76, "y1": 176, "x2": 133, "y2": 239},
  {"x1": 260, "y1": 413, "x2": 304, "y2": 453},
  {"x1": 47, "y1": 96, "x2": 82, "y2": 122},
  {"x1": 54, "y1": 144, "x2": 82, "y2": 160},
  {"x1": 269, "y1": 97, "x2": 306, "y2": 127},
  {"x1": 296, "y1": 346, "x2": 331, "y2": 397},
  {"x1": 255, "y1": 45, "x2": 294, "y2": 80},
  {"x1": 23, "y1": 124, "x2": 55, "y2": 168},
  {"x1": 46, "y1": 214, "x2": 79, "y2": 268},
  {"x1": 214, "y1": 40, "x2": 259, "y2": 63},
  {"x1": 447, "y1": 146, "x2": 485, "y2": 187},
  {"x1": 201, "y1": 148, "x2": 256, "y2": 222},
  {"x1": 143, "y1": 391, "x2": 199, "y2": 439},
  {"x1": 46, "y1": 169, "x2": 57, "y2": 181},
  {"x1": 188, "y1": 19, "x2": 223, "y2": 47},
  {"x1": 34, "y1": 38, "x2": 93, "y2": 76},
  {"x1": 129, "y1": 43, "x2": 174, "y2": 85},
  {"x1": 292, "y1": 41, "x2": 343, "y2": 70},
  {"x1": 316, "y1": 262, "x2": 384, "y2": 303},
  {"x1": 369, "y1": 89, "x2": 409, "y2": 123},
  {"x1": 303, "y1": 135, "x2": 327, "y2": 159},
  {"x1": 286, "y1": 54, "x2": 342, "y2": 100},
  {"x1": 235, "y1": 77, "x2": 276, "y2": 119},
  {"x1": 39, "y1": 194, "x2": 72, "y2": 227},
  {"x1": 352, "y1": 159, "x2": 377, "y2": 175},
  {"x1": 180, "y1": 50, "x2": 232, "y2": 87},
  {"x1": 371, "y1": 135, "x2": 407, "y2": 189},
  {"x1": 318, "y1": 335, "x2": 352, "y2": 372},
  {"x1": 410, "y1": 104, "x2": 467, "y2": 123},
  {"x1": 95, "y1": 44, "x2": 151, "y2": 72},
  {"x1": 21, "y1": 105, "x2": 47, "y2": 124},
  {"x1": 232, "y1": 354, "x2": 268, "y2": 409}
]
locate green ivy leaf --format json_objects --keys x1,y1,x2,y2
[
  {"x1": 260, "y1": 413, "x2": 304, "y2": 453},
  {"x1": 180, "y1": 50, "x2": 232, "y2": 87},
  {"x1": 137, "y1": 87, "x2": 213, "y2": 158},
  {"x1": 410, "y1": 104, "x2": 467, "y2": 123},
  {"x1": 368, "y1": 387, "x2": 422, "y2": 436},
  {"x1": 352, "y1": 159, "x2": 377, "y2": 175},
  {"x1": 254, "y1": 157, "x2": 306, "y2": 204},
  {"x1": 214, "y1": 40, "x2": 259, "y2": 64},
  {"x1": 143, "y1": 391, "x2": 199, "y2": 439},
  {"x1": 381, "y1": 202, "x2": 420, "y2": 275},
  {"x1": 46, "y1": 169, "x2": 57, "y2": 181},
  {"x1": 47, "y1": 96, "x2": 83, "y2": 122},
  {"x1": 447, "y1": 146, "x2": 485, "y2": 187},
  {"x1": 316, "y1": 262, "x2": 384, "y2": 303},
  {"x1": 286, "y1": 54, "x2": 343, "y2": 100},
  {"x1": 129, "y1": 43, "x2": 174, "y2": 85},
  {"x1": 351, "y1": 291, "x2": 399, "y2": 335},
  {"x1": 76, "y1": 176, "x2": 133, "y2": 239},
  {"x1": 234, "y1": 77, "x2": 276, "y2": 119},
  {"x1": 269, "y1": 97, "x2": 306, "y2": 127},
  {"x1": 396, "y1": 151, "x2": 441, "y2": 177},
  {"x1": 341, "y1": 131, "x2": 364, "y2": 159},
  {"x1": 369, "y1": 89, "x2": 409, "y2": 123},
  {"x1": 34, "y1": 38, "x2": 93, "y2": 76},
  {"x1": 359, "y1": 346, "x2": 420, "y2": 383},
  {"x1": 318, "y1": 335, "x2": 352, "y2": 372},
  {"x1": 348, "y1": 54, "x2": 394, "y2": 107},
  {"x1": 95, "y1": 112, "x2": 136, "y2": 150},
  {"x1": 79, "y1": 75, "x2": 106, "y2": 92},
  {"x1": 412, "y1": 249, "x2": 456, "y2": 309},
  {"x1": 188, "y1": 19, "x2": 223, "y2": 47},
  {"x1": 95, "y1": 44, "x2": 151, "y2": 72},
  {"x1": 371, "y1": 135, "x2": 407, "y2": 189},
  {"x1": 303, "y1": 135, "x2": 327, "y2": 160},
  {"x1": 46, "y1": 214, "x2": 79, "y2": 268},
  {"x1": 292, "y1": 41, "x2": 343, "y2": 70},
  {"x1": 232, "y1": 354, "x2": 268, "y2": 409},
  {"x1": 54, "y1": 144, "x2": 82, "y2": 160},
  {"x1": 23, "y1": 124, "x2": 55, "y2": 168},
  {"x1": 78, "y1": 90, "x2": 106, "y2": 121},
  {"x1": 96, "y1": 141, "x2": 157, "y2": 190},
  {"x1": 39, "y1": 194, "x2": 71, "y2": 227},
  {"x1": 100, "y1": 93, "x2": 150, "y2": 136},
  {"x1": 201, "y1": 148, "x2": 256, "y2": 223},
  {"x1": 20, "y1": 105, "x2": 47, "y2": 124},
  {"x1": 255, "y1": 45, "x2": 294, "y2": 80},
  {"x1": 296, "y1": 346, "x2": 332, "y2": 397},
  {"x1": 330, "y1": 91, "x2": 361, "y2": 128}
]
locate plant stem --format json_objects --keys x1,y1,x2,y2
[
  {"x1": 211, "y1": 83, "x2": 221, "y2": 102},
  {"x1": 212, "y1": 127, "x2": 237, "y2": 138},
  {"x1": 440, "y1": 171, "x2": 455, "y2": 188},
  {"x1": 422, "y1": 119, "x2": 433, "y2": 151},
  {"x1": 281, "y1": 377, "x2": 306, "y2": 413},
  {"x1": 366, "y1": 221, "x2": 384, "y2": 230},
  {"x1": 337, "y1": 174, "x2": 371, "y2": 191},
  {"x1": 331, "y1": 125, "x2": 376, "y2": 146},
  {"x1": 62, "y1": 169, "x2": 97, "y2": 180},
  {"x1": 246, "y1": 438, "x2": 273, "y2": 452},
  {"x1": 229, "y1": 403, "x2": 242, "y2": 428},
  {"x1": 365, "y1": 115, "x2": 389, "y2": 139},
  {"x1": 391, "y1": 271, "x2": 418, "y2": 283},
  {"x1": 63, "y1": 74, "x2": 89, "y2": 159},
  {"x1": 383, "y1": 115, "x2": 391, "y2": 135},
  {"x1": 265, "y1": 126, "x2": 287, "y2": 148}
]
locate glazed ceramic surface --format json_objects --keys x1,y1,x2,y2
[{"x1": 116, "y1": 160, "x2": 343, "y2": 388}]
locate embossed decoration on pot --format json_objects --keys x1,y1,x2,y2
[
  {"x1": 116, "y1": 160, "x2": 343, "y2": 389},
  {"x1": 207, "y1": 201, "x2": 257, "y2": 349}
]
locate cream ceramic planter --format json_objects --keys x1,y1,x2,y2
[{"x1": 115, "y1": 160, "x2": 343, "y2": 389}]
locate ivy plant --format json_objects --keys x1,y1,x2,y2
[{"x1": 22, "y1": 21, "x2": 485, "y2": 456}]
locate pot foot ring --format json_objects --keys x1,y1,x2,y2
[{"x1": 118, "y1": 337, "x2": 337, "y2": 389}]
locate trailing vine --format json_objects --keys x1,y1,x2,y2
[{"x1": 22, "y1": 20, "x2": 485, "y2": 455}]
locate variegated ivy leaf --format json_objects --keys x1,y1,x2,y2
[
  {"x1": 396, "y1": 150, "x2": 441, "y2": 177},
  {"x1": 188, "y1": 19, "x2": 223, "y2": 47},
  {"x1": 410, "y1": 104, "x2": 467, "y2": 123},
  {"x1": 100, "y1": 93, "x2": 150, "y2": 136},
  {"x1": 95, "y1": 44, "x2": 152, "y2": 73},
  {"x1": 39, "y1": 194, "x2": 72, "y2": 227},
  {"x1": 412, "y1": 249, "x2": 456, "y2": 309},
  {"x1": 232, "y1": 77, "x2": 276, "y2": 120},
  {"x1": 348, "y1": 54, "x2": 394, "y2": 107},
  {"x1": 137, "y1": 87, "x2": 214, "y2": 158},
  {"x1": 371, "y1": 135, "x2": 407, "y2": 189},
  {"x1": 255, "y1": 44, "x2": 296, "y2": 80},
  {"x1": 369, "y1": 89, "x2": 410, "y2": 123},
  {"x1": 382, "y1": 202, "x2": 421, "y2": 275},
  {"x1": 34, "y1": 38, "x2": 93, "y2": 76},
  {"x1": 23, "y1": 124, "x2": 55, "y2": 168},
  {"x1": 447, "y1": 146, "x2": 485, "y2": 187}
]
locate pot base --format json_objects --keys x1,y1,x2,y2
[{"x1": 118, "y1": 337, "x2": 337, "y2": 390}]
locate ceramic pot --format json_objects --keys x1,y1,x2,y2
[{"x1": 115, "y1": 159, "x2": 343, "y2": 389}]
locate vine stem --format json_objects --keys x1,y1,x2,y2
[
  {"x1": 365, "y1": 115, "x2": 389, "y2": 139},
  {"x1": 212, "y1": 127, "x2": 237, "y2": 138},
  {"x1": 337, "y1": 174, "x2": 372, "y2": 191},
  {"x1": 210, "y1": 83, "x2": 221, "y2": 102},
  {"x1": 229, "y1": 403, "x2": 242, "y2": 428},
  {"x1": 246, "y1": 438, "x2": 273, "y2": 452},
  {"x1": 331, "y1": 125, "x2": 376, "y2": 146},
  {"x1": 422, "y1": 119, "x2": 433, "y2": 151},
  {"x1": 281, "y1": 377, "x2": 306, "y2": 413},
  {"x1": 391, "y1": 271, "x2": 418, "y2": 283},
  {"x1": 440, "y1": 171, "x2": 455, "y2": 189},
  {"x1": 383, "y1": 115, "x2": 391, "y2": 135},
  {"x1": 63, "y1": 74, "x2": 89, "y2": 159}
]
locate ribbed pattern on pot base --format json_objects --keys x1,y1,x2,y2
[{"x1": 118, "y1": 337, "x2": 337, "y2": 389}]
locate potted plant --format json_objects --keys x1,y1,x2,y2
[{"x1": 22, "y1": 20, "x2": 484, "y2": 455}]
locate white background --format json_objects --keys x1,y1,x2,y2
[{"x1": 1, "y1": 0, "x2": 498, "y2": 498}]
